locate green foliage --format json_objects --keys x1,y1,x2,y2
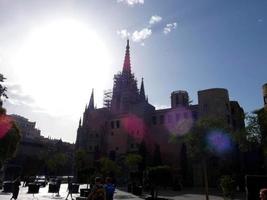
[
  {"x1": 0, "y1": 74, "x2": 8, "y2": 106},
  {"x1": 124, "y1": 154, "x2": 142, "y2": 169},
  {"x1": 0, "y1": 75, "x2": 21, "y2": 168},
  {"x1": 184, "y1": 117, "x2": 228, "y2": 200},
  {"x1": 233, "y1": 112, "x2": 267, "y2": 152},
  {"x1": 0, "y1": 121, "x2": 21, "y2": 167},
  {"x1": 75, "y1": 149, "x2": 94, "y2": 183},
  {"x1": 219, "y1": 175, "x2": 235, "y2": 199},
  {"x1": 46, "y1": 152, "x2": 67, "y2": 174},
  {"x1": 153, "y1": 144, "x2": 162, "y2": 166},
  {"x1": 99, "y1": 157, "x2": 121, "y2": 177},
  {"x1": 185, "y1": 117, "x2": 228, "y2": 159},
  {"x1": 245, "y1": 113, "x2": 262, "y2": 144}
]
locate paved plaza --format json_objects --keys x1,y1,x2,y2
[{"x1": 0, "y1": 183, "x2": 245, "y2": 200}]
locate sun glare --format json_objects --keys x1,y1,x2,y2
[{"x1": 12, "y1": 18, "x2": 112, "y2": 117}]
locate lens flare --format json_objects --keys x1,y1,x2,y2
[
  {"x1": 121, "y1": 115, "x2": 146, "y2": 140},
  {"x1": 0, "y1": 115, "x2": 12, "y2": 139},
  {"x1": 165, "y1": 107, "x2": 193, "y2": 136},
  {"x1": 206, "y1": 131, "x2": 232, "y2": 154}
]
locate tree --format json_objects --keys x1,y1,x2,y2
[
  {"x1": 0, "y1": 74, "x2": 21, "y2": 168},
  {"x1": 46, "y1": 152, "x2": 67, "y2": 175},
  {"x1": 0, "y1": 74, "x2": 8, "y2": 107},
  {"x1": 138, "y1": 140, "x2": 147, "y2": 172},
  {"x1": 153, "y1": 144, "x2": 162, "y2": 166},
  {"x1": 75, "y1": 149, "x2": 94, "y2": 184},
  {"x1": 99, "y1": 157, "x2": 121, "y2": 177},
  {"x1": 146, "y1": 165, "x2": 172, "y2": 199},
  {"x1": 0, "y1": 119, "x2": 21, "y2": 168},
  {"x1": 185, "y1": 117, "x2": 230, "y2": 200},
  {"x1": 125, "y1": 154, "x2": 142, "y2": 171},
  {"x1": 124, "y1": 153, "x2": 143, "y2": 186}
]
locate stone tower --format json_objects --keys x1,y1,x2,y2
[
  {"x1": 171, "y1": 90, "x2": 189, "y2": 108},
  {"x1": 111, "y1": 40, "x2": 143, "y2": 114}
]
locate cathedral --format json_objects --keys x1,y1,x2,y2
[{"x1": 75, "y1": 40, "x2": 245, "y2": 167}]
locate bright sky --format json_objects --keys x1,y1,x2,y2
[{"x1": 0, "y1": 0, "x2": 266, "y2": 143}]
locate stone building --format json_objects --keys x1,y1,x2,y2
[
  {"x1": 6, "y1": 114, "x2": 74, "y2": 177},
  {"x1": 10, "y1": 114, "x2": 44, "y2": 157},
  {"x1": 75, "y1": 40, "x2": 245, "y2": 169}
]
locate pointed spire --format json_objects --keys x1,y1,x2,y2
[
  {"x1": 123, "y1": 39, "x2": 131, "y2": 73},
  {"x1": 79, "y1": 118, "x2": 81, "y2": 127},
  {"x1": 88, "y1": 89, "x2": 94, "y2": 110},
  {"x1": 140, "y1": 77, "x2": 146, "y2": 100}
]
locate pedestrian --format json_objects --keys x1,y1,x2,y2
[
  {"x1": 88, "y1": 177, "x2": 106, "y2": 200},
  {"x1": 10, "y1": 177, "x2": 20, "y2": 200},
  {"x1": 104, "y1": 177, "x2": 115, "y2": 200},
  {"x1": 55, "y1": 177, "x2": 62, "y2": 197},
  {"x1": 260, "y1": 188, "x2": 267, "y2": 200},
  {"x1": 66, "y1": 176, "x2": 73, "y2": 200}
]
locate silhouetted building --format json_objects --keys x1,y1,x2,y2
[{"x1": 75, "y1": 40, "x2": 245, "y2": 169}]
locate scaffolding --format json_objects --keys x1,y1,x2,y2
[{"x1": 103, "y1": 89, "x2": 112, "y2": 110}]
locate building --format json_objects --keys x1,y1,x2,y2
[
  {"x1": 5, "y1": 114, "x2": 75, "y2": 177},
  {"x1": 75, "y1": 40, "x2": 245, "y2": 169},
  {"x1": 10, "y1": 114, "x2": 44, "y2": 157}
]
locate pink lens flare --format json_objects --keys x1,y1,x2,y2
[
  {"x1": 121, "y1": 114, "x2": 147, "y2": 140},
  {"x1": 164, "y1": 107, "x2": 194, "y2": 136},
  {"x1": 0, "y1": 115, "x2": 13, "y2": 139}
]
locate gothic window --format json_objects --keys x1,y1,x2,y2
[
  {"x1": 116, "y1": 120, "x2": 120, "y2": 128},
  {"x1": 111, "y1": 121, "x2": 114, "y2": 129},
  {"x1": 203, "y1": 104, "x2": 208, "y2": 112},
  {"x1": 160, "y1": 115, "x2": 164, "y2": 124},
  {"x1": 111, "y1": 132, "x2": 114, "y2": 136},
  {"x1": 231, "y1": 107, "x2": 235, "y2": 114},
  {"x1": 192, "y1": 111, "x2": 198, "y2": 120},
  {"x1": 175, "y1": 95, "x2": 179, "y2": 106},
  {"x1": 152, "y1": 116, "x2": 157, "y2": 125},
  {"x1": 232, "y1": 120, "x2": 236, "y2": 130},
  {"x1": 226, "y1": 102, "x2": 229, "y2": 110}
]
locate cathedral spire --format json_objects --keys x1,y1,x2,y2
[
  {"x1": 88, "y1": 89, "x2": 94, "y2": 110},
  {"x1": 79, "y1": 118, "x2": 81, "y2": 127},
  {"x1": 140, "y1": 77, "x2": 146, "y2": 100},
  {"x1": 123, "y1": 39, "x2": 131, "y2": 73}
]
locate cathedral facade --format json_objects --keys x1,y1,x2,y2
[{"x1": 75, "y1": 40, "x2": 245, "y2": 167}]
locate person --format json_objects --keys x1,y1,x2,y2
[
  {"x1": 88, "y1": 177, "x2": 106, "y2": 200},
  {"x1": 66, "y1": 177, "x2": 73, "y2": 200},
  {"x1": 104, "y1": 177, "x2": 115, "y2": 200},
  {"x1": 260, "y1": 188, "x2": 267, "y2": 200},
  {"x1": 55, "y1": 177, "x2": 62, "y2": 197},
  {"x1": 10, "y1": 177, "x2": 20, "y2": 200}
]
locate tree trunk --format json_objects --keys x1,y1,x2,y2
[{"x1": 202, "y1": 159, "x2": 209, "y2": 200}]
